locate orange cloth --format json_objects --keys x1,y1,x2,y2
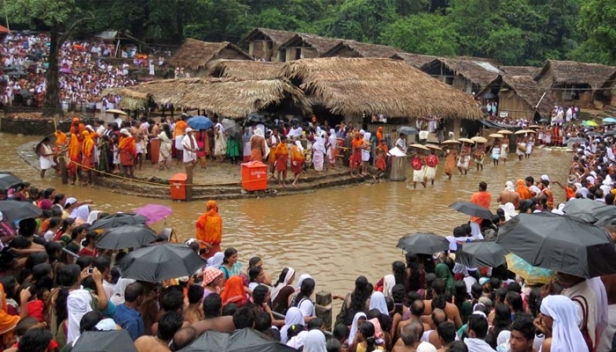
[
  {"x1": 81, "y1": 131, "x2": 95, "y2": 169},
  {"x1": 174, "y1": 120, "x2": 187, "y2": 138},
  {"x1": 220, "y1": 276, "x2": 246, "y2": 307},
  {"x1": 275, "y1": 142, "x2": 288, "y2": 172},
  {"x1": 195, "y1": 201, "x2": 223, "y2": 245},
  {"x1": 67, "y1": 132, "x2": 82, "y2": 175},
  {"x1": 517, "y1": 179, "x2": 531, "y2": 199},
  {"x1": 118, "y1": 136, "x2": 137, "y2": 166},
  {"x1": 376, "y1": 155, "x2": 387, "y2": 171},
  {"x1": 55, "y1": 131, "x2": 67, "y2": 148},
  {"x1": 378, "y1": 142, "x2": 389, "y2": 155},
  {"x1": 543, "y1": 188, "x2": 554, "y2": 209},
  {"x1": 0, "y1": 284, "x2": 19, "y2": 335},
  {"x1": 376, "y1": 127, "x2": 384, "y2": 143},
  {"x1": 470, "y1": 191, "x2": 492, "y2": 224},
  {"x1": 565, "y1": 187, "x2": 575, "y2": 200},
  {"x1": 250, "y1": 149, "x2": 263, "y2": 162}
]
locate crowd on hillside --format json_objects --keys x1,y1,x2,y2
[{"x1": 0, "y1": 32, "x2": 171, "y2": 111}]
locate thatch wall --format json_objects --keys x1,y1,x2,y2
[
  {"x1": 168, "y1": 39, "x2": 251, "y2": 73},
  {"x1": 205, "y1": 60, "x2": 284, "y2": 80},
  {"x1": 108, "y1": 78, "x2": 311, "y2": 119},
  {"x1": 280, "y1": 57, "x2": 483, "y2": 119}
]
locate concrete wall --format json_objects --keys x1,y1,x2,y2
[{"x1": 1, "y1": 116, "x2": 98, "y2": 135}]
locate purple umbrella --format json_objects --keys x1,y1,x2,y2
[
  {"x1": 60, "y1": 67, "x2": 72, "y2": 74},
  {"x1": 133, "y1": 204, "x2": 172, "y2": 225}
]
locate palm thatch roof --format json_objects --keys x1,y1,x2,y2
[
  {"x1": 239, "y1": 28, "x2": 297, "y2": 46},
  {"x1": 279, "y1": 57, "x2": 483, "y2": 119},
  {"x1": 500, "y1": 66, "x2": 541, "y2": 78},
  {"x1": 107, "y1": 78, "x2": 311, "y2": 119},
  {"x1": 205, "y1": 59, "x2": 284, "y2": 80},
  {"x1": 500, "y1": 75, "x2": 555, "y2": 117},
  {"x1": 535, "y1": 60, "x2": 616, "y2": 90},
  {"x1": 168, "y1": 39, "x2": 251, "y2": 71},
  {"x1": 278, "y1": 34, "x2": 342, "y2": 56},
  {"x1": 421, "y1": 57, "x2": 502, "y2": 88},
  {"x1": 102, "y1": 88, "x2": 149, "y2": 110},
  {"x1": 321, "y1": 40, "x2": 400, "y2": 58},
  {"x1": 390, "y1": 53, "x2": 438, "y2": 68}
]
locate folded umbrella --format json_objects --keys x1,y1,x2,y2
[
  {"x1": 0, "y1": 172, "x2": 23, "y2": 190},
  {"x1": 96, "y1": 225, "x2": 158, "y2": 250},
  {"x1": 505, "y1": 253, "x2": 554, "y2": 285},
  {"x1": 0, "y1": 200, "x2": 42, "y2": 223},
  {"x1": 497, "y1": 213, "x2": 616, "y2": 278},
  {"x1": 455, "y1": 241, "x2": 508, "y2": 268},
  {"x1": 118, "y1": 243, "x2": 207, "y2": 283},
  {"x1": 90, "y1": 213, "x2": 148, "y2": 231},
  {"x1": 397, "y1": 233, "x2": 451, "y2": 255},
  {"x1": 187, "y1": 115, "x2": 213, "y2": 130},
  {"x1": 397, "y1": 126, "x2": 418, "y2": 135},
  {"x1": 72, "y1": 330, "x2": 138, "y2": 352},
  {"x1": 133, "y1": 204, "x2": 172, "y2": 225},
  {"x1": 449, "y1": 201, "x2": 493, "y2": 220}
]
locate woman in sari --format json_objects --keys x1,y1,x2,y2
[
  {"x1": 0, "y1": 283, "x2": 20, "y2": 347},
  {"x1": 214, "y1": 122, "x2": 227, "y2": 162},
  {"x1": 118, "y1": 129, "x2": 137, "y2": 178},
  {"x1": 157, "y1": 124, "x2": 173, "y2": 169},
  {"x1": 202, "y1": 267, "x2": 223, "y2": 300},
  {"x1": 196, "y1": 130, "x2": 209, "y2": 169},
  {"x1": 226, "y1": 134, "x2": 241, "y2": 165},
  {"x1": 220, "y1": 276, "x2": 247, "y2": 308},
  {"x1": 435, "y1": 263, "x2": 455, "y2": 294},
  {"x1": 272, "y1": 267, "x2": 296, "y2": 315},
  {"x1": 312, "y1": 134, "x2": 326, "y2": 173},
  {"x1": 275, "y1": 137, "x2": 289, "y2": 187},
  {"x1": 291, "y1": 141, "x2": 305, "y2": 188},
  {"x1": 327, "y1": 128, "x2": 337, "y2": 168},
  {"x1": 220, "y1": 248, "x2": 242, "y2": 279},
  {"x1": 195, "y1": 200, "x2": 223, "y2": 258},
  {"x1": 350, "y1": 133, "x2": 363, "y2": 177}
]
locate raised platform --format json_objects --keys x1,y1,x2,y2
[{"x1": 17, "y1": 141, "x2": 371, "y2": 200}]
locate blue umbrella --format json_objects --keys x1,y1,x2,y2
[
  {"x1": 602, "y1": 117, "x2": 616, "y2": 125},
  {"x1": 187, "y1": 116, "x2": 213, "y2": 130}
]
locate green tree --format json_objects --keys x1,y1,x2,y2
[
  {"x1": 6, "y1": 0, "x2": 93, "y2": 117},
  {"x1": 573, "y1": 0, "x2": 616, "y2": 65},
  {"x1": 184, "y1": 0, "x2": 250, "y2": 42},
  {"x1": 330, "y1": 0, "x2": 398, "y2": 42},
  {"x1": 380, "y1": 14, "x2": 458, "y2": 56}
]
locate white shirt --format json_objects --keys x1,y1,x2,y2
[
  {"x1": 182, "y1": 134, "x2": 197, "y2": 163},
  {"x1": 297, "y1": 298, "x2": 315, "y2": 317},
  {"x1": 395, "y1": 138, "x2": 407, "y2": 153}
]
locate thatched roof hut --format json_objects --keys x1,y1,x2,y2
[
  {"x1": 278, "y1": 34, "x2": 342, "y2": 62},
  {"x1": 500, "y1": 66, "x2": 541, "y2": 78},
  {"x1": 205, "y1": 59, "x2": 284, "y2": 80},
  {"x1": 480, "y1": 75, "x2": 555, "y2": 120},
  {"x1": 168, "y1": 39, "x2": 251, "y2": 75},
  {"x1": 239, "y1": 28, "x2": 298, "y2": 61},
  {"x1": 421, "y1": 57, "x2": 502, "y2": 92},
  {"x1": 535, "y1": 60, "x2": 616, "y2": 91},
  {"x1": 279, "y1": 57, "x2": 483, "y2": 120},
  {"x1": 108, "y1": 78, "x2": 311, "y2": 119},
  {"x1": 320, "y1": 40, "x2": 400, "y2": 58},
  {"x1": 390, "y1": 52, "x2": 438, "y2": 69}
]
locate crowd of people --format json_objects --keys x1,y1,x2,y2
[
  {"x1": 0, "y1": 31, "x2": 169, "y2": 112},
  {"x1": 1, "y1": 127, "x2": 616, "y2": 352}
]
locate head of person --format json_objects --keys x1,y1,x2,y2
[
  {"x1": 223, "y1": 247, "x2": 238, "y2": 265},
  {"x1": 410, "y1": 299, "x2": 425, "y2": 317},
  {"x1": 400, "y1": 320, "x2": 423, "y2": 348},
  {"x1": 437, "y1": 321, "x2": 457, "y2": 348},
  {"x1": 188, "y1": 285, "x2": 204, "y2": 306},
  {"x1": 432, "y1": 308, "x2": 447, "y2": 328},
  {"x1": 233, "y1": 306, "x2": 256, "y2": 329},
  {"x1": 479, "y1": 182, "x2": 487, "y2": 192},
  {"x1": 160, "y1": 286, "x2": 185, "y2": 313},
  {"x1": 509, "y1": 316, "x2": 536, "y2": 352},
  {"x1": 252, "y1": 285, "x2": 270, "y2": 306},
  {"x1": 298, "y1": 277, "x2": 316, "y2": 299},
  {"x1": 171, "y1": 327, "x2": 197, "y2": 351},
  {"x1": 525, "y1": 176, "x2": 534, "y2": 187},
  {"x1": 467, "y1": 313, "x2": 489, "y2": 339},
  {"x1": 157, "y1": 311, "x2": 184, "y2": 341},
  {"x1": 222, "y1": 303, "x2": 238, "y2": 316},
  {"x1": 200, "y1": 291, "x2": 222, "y2": 318},
  {"x1": 17, "y1": 328, "x2": 52, "y2": 352},
  {"x1": 249, "y1": 265, "x2": 265, "y2": 284}
]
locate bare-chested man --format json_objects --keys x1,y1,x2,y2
[
  {"x1": 267, "y1": 129, "x2": 281, "y2": 178},
  {"x1": 249, "y1": 128, "x2": 266, "y2": 162},
  {"x1": 421, "y1": 280, "x2": 463, "y2": 329},
  {"x1": 392, "y1": 321, "x2": 424, "y2": 352},
  {"x1": 135, "y1": 311, "x2": 183, "y2": 352},
  {"x1": 131, "y1": 121, "x2": 146, "y2": 170},
  {"x1": 497, "y1": 180, "x2": 520, "y2": 207}
]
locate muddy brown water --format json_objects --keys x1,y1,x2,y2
[{"x1": 0, "y1": 133, "x2": 571, "y2": 297}]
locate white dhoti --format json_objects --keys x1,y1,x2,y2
[
  {"x1": 516, "y1": 143, "x2": 526, "y2": 156},
  {"x1": 413, "y1": 168, "x2": 425, "y2": 182},
  {"x1": 500, "y1": 145, "x2": 508, "y2": 159},
  {"x1": 425, "y1": 166, "x2": 437, "y2": 180},
  {"x1": 39, "y1": 156, "x2": 55, "y2": 170},
  {"x1": 525, "y1": 144, "x2": 533, "y2": 155},
  {"x1": 457, "y1": 156, "x2": 470, "y2": 169},
  {"x1": 174, "y1": 136, "x2": 184, "y2": 150}
]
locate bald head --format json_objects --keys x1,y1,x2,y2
[
  {"x1": 432, "y1": 308, "x2": 447, "y2": 327},
  {"x1": 410, "y1": 299, "x2": 425, "y2": 317},
  {"x1": 400, "y1": 320, "x2": 424, "y2": 347}
]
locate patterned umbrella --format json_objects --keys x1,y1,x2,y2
[{"x1": 505, "y1": 253, "x2": 554, "y2": 285}]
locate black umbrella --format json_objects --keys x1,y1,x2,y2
[
  {"x1": 72, "y1": 330, "x2": 138, "y2": 352},
  {"x1": 229, "y1": 329, "x2": 296, "y2": 352},
  {"x1": 397, "y1": 126, "x2": 418, "y2": 135},
  {"x1": 247, "y1": 113, "x2": 265, "y2": 124},
  {"x1": 497, "y1": 213, "x2": 616, "y2": 278},
  {"x1": 90, "y1": 213, "x2": 148, "y2": 231},
  {"x1": 118, "y1": 243, "x2": 206, "y2": 283},
  {"x1": 96, "y1": 225, "x2": 158, "y2": 249},
  {"x1": 0, "y1": 172, "x2": 23, "y2": 190},
  {"x1": 562, "y1": 198, "x2": 609, "y2": 223},
  {"x1": 455, "y1": 241, "x2": 508, "y2": 268},
  {"x1": 178, "y1": 330, "x2": 230, "y2": 352},
  {"x1": 222, "y1": 118, "x2": 242, "y2": 138},
  {"x1": 449, "y1": 201, "x2": 493, "y2": 220},
  {"x1": 0, "y1": 200, "x2": 42, "y2": 223},
  {"x1": 397, "y1": 233, "x2": 451, "y2": 255}
]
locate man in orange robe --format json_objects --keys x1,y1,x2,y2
[
  {"x1": 118, "y1": 128, "x2": 137, "y2": 178},
  {"x1": 81, "y1": 131, "x2": 95, "y2": 185},
  {"x1": 350, "y1": 132, "x2": 363, "y2": 177},
  {"x1": 275, "y1": 136, "x2": 289, "y2": 188},
  {"x1": 195, "y1": 200, "x2": 223, "y2": 258},
  {"x1": 470, "y1": 181, "x2": 492, "y2": 225},
  {"x1": 67, "y1": 118, "x2": 82, "y2": 184}
]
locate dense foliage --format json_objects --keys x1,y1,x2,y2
[{"x1": 2, "y1": 0, "x2": 616, "y2": 66}]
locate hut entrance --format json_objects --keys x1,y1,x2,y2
[{"x1": 312, "y1": 105, "x2": 344, "y2": 127}]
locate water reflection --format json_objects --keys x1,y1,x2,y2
[{"x1": 0, "y1": 133, "x2": 570, "y2": 295}]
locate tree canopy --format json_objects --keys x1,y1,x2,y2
[{"x1": 2, "y1": 0, "x2": 616, "y2": 66}]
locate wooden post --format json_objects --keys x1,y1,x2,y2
[
  {"x1": 315, "y1": 291, "x2": 333, "y2": 332},
  {"x1": 58, "y1": 156, "x2": 68, "y2": 184},
  {"x1": 185, "y1": 165, "x2": 193, "y2": 201}
]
